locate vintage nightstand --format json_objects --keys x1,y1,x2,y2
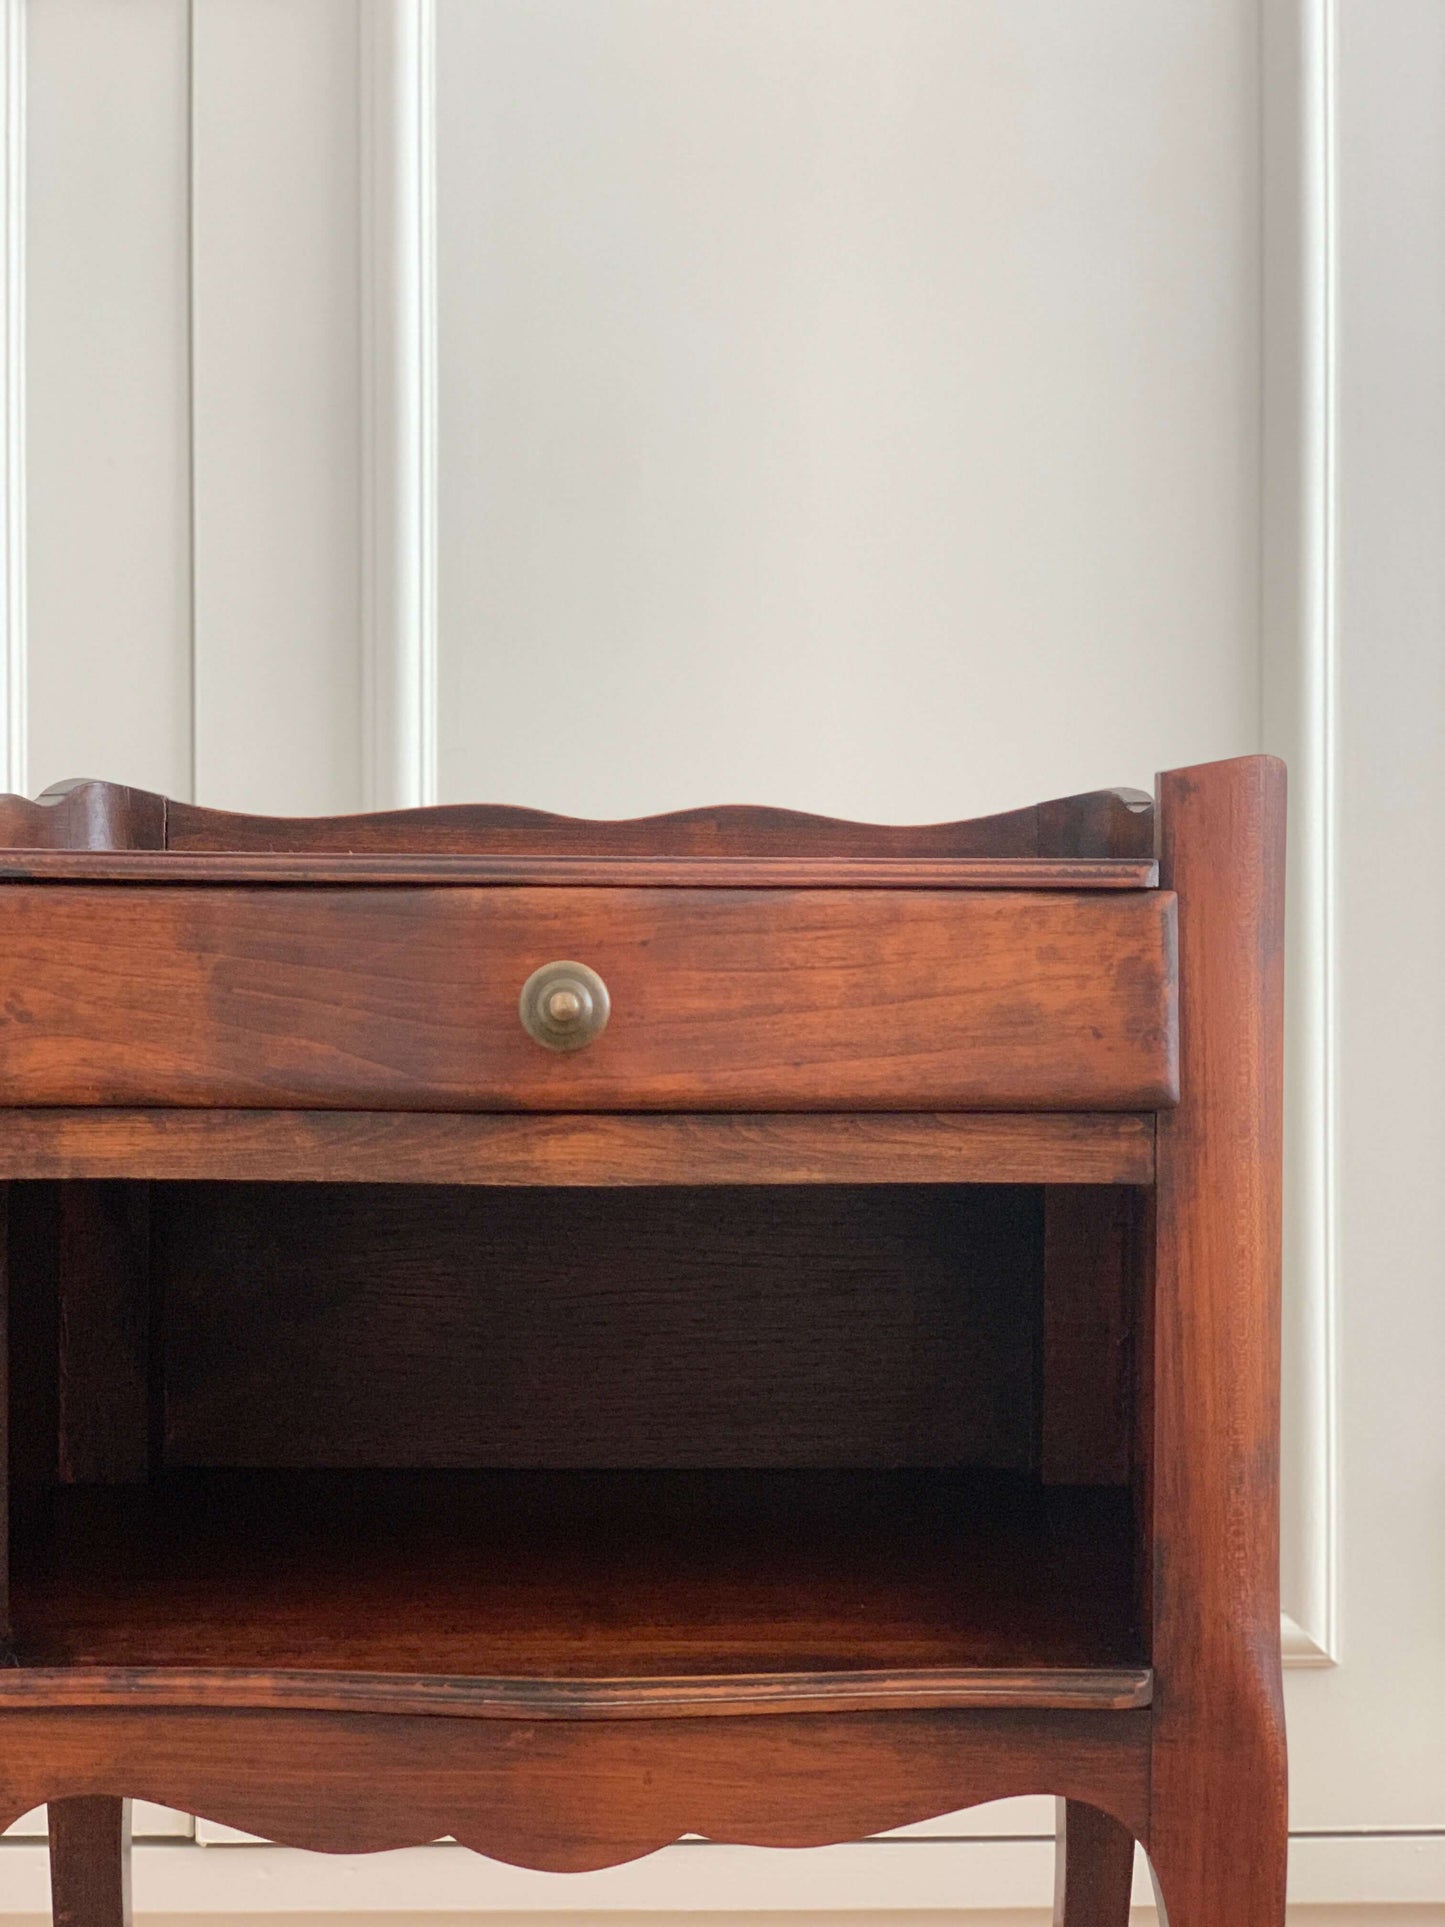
[{"x1": 0, "y1": 754, "x2": 1285, "y2": 1926}]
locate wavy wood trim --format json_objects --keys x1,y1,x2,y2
[
  {"x1": 0, "y1": 1664, "x2": 1153, "y2": 1721},
  {"x1": 0, "y1": 780, "x2": 164, "y2": 852},
  {"x1": 164, "y1": 790, "x2": 1157, "y2": 858},
  {"x1": 0, "y1": 779, "x2": 1155, "y2": 859},
  {"x1": 0, "y1": 1111, "x2": 1156, "y2": 1187},
  {"x1": 0, "y1": 1707, "x2": 1154, "y2": 1870}
]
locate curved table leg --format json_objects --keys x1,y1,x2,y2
[{"x1": 1145, "y1": 1760, "x2": 1288, "y2": 1927}]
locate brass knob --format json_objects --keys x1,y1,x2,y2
[{"x1": 519, "y1": 960, "x2": 611, "y2": 1052}]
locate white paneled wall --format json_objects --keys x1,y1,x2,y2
[
  {"x1": 191, "y1": 0, "x2": 364, "y2": 813},
  {"x1": 1280, "y1": 0, "x2": 1445, "y2": 1829},
  {"x1": 1, "y1": 0, "x2": 1442, "y2": 1916},
  {"x1": 23, "y1": 0, "x2": 190, "y2": 798},
  {"x1": 434, "y1": 0, "x2": 1260, "y2": 823}
]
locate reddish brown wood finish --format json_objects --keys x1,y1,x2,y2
[
  {"x1": 4, "y1": 1663, "x2": 1152, "y2": 1721},
  {"x1": 0, "y1": 848, "x2": 1158, "y2": 889},
  {"x1": 1145, "y1": 757, "x2": 1287, "y2": 1923},
  {"x1": 3, "y1": 1707, "x2": 1152, "y2": 1874},
  {"x1": 47, "y1": 1797, "x2": 131, "y2": 1927},
  {"x1": 1053, "y1": 1798, "x2": 1135, "y2": 1925},
  {"x1": 0, "y1": 780, "x2": 1154, "y2": 861},
  {"x1": 0, "y1": 884, "x2": 1178, "y2": 1112},
  {"x1": 0, "y1": 1109, "x2": 1156, "y2": 1186},
  {"x1": 0, "y1": 763, "x2": 1284, "y2": 1924},
  {"x1": 1041, "y1": 1188, "x2": 1136, "y2": 1486},
  {"x1": 164, "y1": 787, "x2": 1158, "y2": 859},
  {"x1": 0, "y1": 781, "x2": 163, "y2": 855},
  {"x1": 9, "y1": 1471, "x2": 1145, "y2": 1715}
]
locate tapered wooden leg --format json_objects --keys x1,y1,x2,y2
[
  {"x1": 48, "y1": 1798, "x2": 132, "y2": 1927},
  {"x1": 1053, "y1": 1798, "x2": 1135, "y2": 1926}
]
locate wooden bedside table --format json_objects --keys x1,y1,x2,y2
[{"x1": 0, "y1": 754, "x2": 1286, "y2": 1927}]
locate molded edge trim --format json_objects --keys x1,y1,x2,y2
[
  {"x1": 0, "y1": 1665, "x2": 1154, "y2": 1720},
  {"x1": 0, "y1": 851, "x2": 1159, "y2": 889}
]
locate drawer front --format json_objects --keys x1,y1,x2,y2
[{"x1": 0, "y1": 886, "x2": 1177, "y2": 1111}]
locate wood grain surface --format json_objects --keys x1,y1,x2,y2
[
  {"x1": 0, "y1": 1706, "x2": 1153, "y2": 1871},
  {"x1": 0, "y1": 759, "x2": 1284, "y2": 1916},
  {"x1": 1053, "y1": 1797, "x2": 1136, "y2": 1926},
  {"x1": 1041, "y1": 1188, "x2": 1138, "y2": 1486},
  {"x1": 46, "y1": 1796, "x2": 131, "y2": 1927},
  {"x1": 0, "y1": 885, "x2": 1178, "y2": 1112},
  {"x1": 155, "y1": 1184, "x2": 1043, "y2": 1471},
  {"x1": 0, "y1": 1109, "x2": 1156, "y2": 1186},
  {"x1": 1, "y1": 1664, "x2": 1152, "y2": 1722},
  {"x1": 0, "y1": 781, "x2": 163, "y2": 855},
  {"x1": 1146, "y1": 757, "x2": 1288, "y2": 1923},
  {"x1": 0, "y1": 850, "x2": 1158, "y2": 889},
  {"x1": 9, "y1": 1471, "x2": 1143, "y2": 1706}
]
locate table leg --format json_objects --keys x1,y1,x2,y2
[
  {"x1": 1053, "y1": 1797, "x2": 1135, "y2": 1926},
  {"x1": 48, "y1": 1797, "x2": 132, "y2": 1927}
]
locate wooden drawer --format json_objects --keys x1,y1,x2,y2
[{"x1": 0, "y1": 885, "x2": 1177, "y2": 1111}]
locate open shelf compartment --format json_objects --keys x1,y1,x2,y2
[
  {"x1": 7, "y1": 1467, "x2": 1148, "y2": 1716},
  {"x1": 3, "y1": 1176, "x2": 1152, "y2": 1717}
]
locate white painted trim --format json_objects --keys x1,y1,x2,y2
[
  {"x1": 1263, "y1": 0, "x2": 1340, "y2": 1668},
  {"x1": 1282, "y1": 1608, "x2": 1335, "y2": 1668},
  {"x1": 0, "y1": 0, "x2": 23, "y2": 797},
  {"x1": 360, "y1": 0, "x2": 438, "y2": 810},
  {"x1": 0, "y1": 1833, "x2": 1439, "y2": 1914}
]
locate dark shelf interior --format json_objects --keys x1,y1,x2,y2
[
  {"x1": 11, "y1": 1468, "x2": 1142, "y2": 1683},
  {"x1": 5, "y1": 1175, "x2": 1150, "y2": 1709},
  {"x1": 153, "y1": 1182, "x2": 1046, "y2": 1472}
]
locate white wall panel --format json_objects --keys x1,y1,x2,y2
[
  {"x1": 25, "y1": 0, "x2": 191, "y2": 798},
  {"x1": 1281, "y1": 0, "x2": 1445, "y2": 1831},
  {"x1": 435, "y1": 0, "x2": 1260, "y2": 819},
  {"x1": 190, "y1": 0, "x2": 362, "y2": 814}
]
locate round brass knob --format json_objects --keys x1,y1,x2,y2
[{"x1": 519, "y1": 960, "x2": 611, "y2": 1052}]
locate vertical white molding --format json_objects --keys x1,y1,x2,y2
[
  {"x1": 1, "y1": 0, "x2": 24, "y2": 797},
  {"x1": 360, "y1": 0, "x2": 438, "y2": 810},
  {"x1": 1263, "y1": 0, "x2": 1339, "y2": 1666},
  {"x1": 186, "y1": 0, "x2": 196, "y2": 805}
]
